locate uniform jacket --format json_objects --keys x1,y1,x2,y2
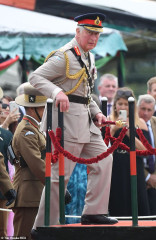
[
  {"x1": 29, "y1": 38, "x2": 101, "y2": 143},
  {"x1": 144, "y1": 116, "x2": 156, "y2": 178},
  {"x1": 11, "y1": 115, "x2": 46, "y2": 207},
  {"x1": 0, "y1": 152, "x2": 13, "y2": 195}
]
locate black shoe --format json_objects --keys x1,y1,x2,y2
[
  {"x1": 81, "y1": 214, "x2": 118, "y2": 225},
  {"x1": 31, "y1": 229, "x2": 38, "y2": 240}
]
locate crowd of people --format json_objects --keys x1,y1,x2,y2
[{"x1": 0, "y1": 12, "x2": 156, "y2": 240}]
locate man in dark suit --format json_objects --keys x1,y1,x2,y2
[
  {"x1": 98, "y1": 73, "x2": 118, "y2": 116},
  {"x1": 137, "y1": 94, "x2": 156, "y2": 214}
]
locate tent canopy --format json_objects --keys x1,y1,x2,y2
[
  {"x1": 33, "y1": 0, "x2": 156, "y2": 32},
  {"x1": 0, "y1": 5, "x2": 127, "y2": 60},
  {"x1": 63, "y1": 0, "x2": 156, "y2": 21},
  {"x1": 33, "y1": 0, "x2": 155, "y2": 60}
]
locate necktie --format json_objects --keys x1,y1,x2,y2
[
  {"x1": 107, "y1": 104, "x2": 112, "y2": 116},
  {"x1": 84, "y1": 52, "x2": 88, "y2": 59},
  {"x1": 146, "y1": 123, "x2": 155, "y2": 173}
]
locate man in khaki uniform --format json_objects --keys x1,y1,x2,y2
[
  {"x1": 11, "y1": 83, "x2": 47, "y2": 240},
  {"x1": 30, "y1": 13, "x2": 118, "y2": 231}
]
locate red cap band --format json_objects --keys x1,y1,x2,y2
[{"x1": 78, "y1": 18, "x2": 102, "y2": 27}]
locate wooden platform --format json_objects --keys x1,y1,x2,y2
[{"x1": 37, "y1": 220, "x2": 156, "y2": 240}]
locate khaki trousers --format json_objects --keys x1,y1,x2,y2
[
  {"x1": 13, "y1": 207, "x2": 38, "y2": 240},
  {"x1": 33, "y1": 133, "x2": 113, "y2": 227},
  {"x1": 0, "y1": 199, "x2": 8, "y2": 237}
]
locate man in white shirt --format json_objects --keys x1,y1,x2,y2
[
  {"x1": 137, "y1": 94, "x2": 156, "y2": 214},
  {"x1": 98, "y1": 74, "x2": 118, "y2": 116}
]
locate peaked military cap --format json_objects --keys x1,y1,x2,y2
[
  {"x1": 15, "y1": 83, "x2": 47, "y2": 107},
  {"x1": 74, "y1": 12, "x2": 106, "y2": 33}
]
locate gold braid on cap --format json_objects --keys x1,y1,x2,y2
[{"x1": 63, "y1": 52, "x2": 87, "y2": 95}]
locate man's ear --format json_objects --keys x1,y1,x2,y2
[{"x1": 76, "y1": 28, "x2": 80, "y2": 36}]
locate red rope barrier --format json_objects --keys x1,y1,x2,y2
[
  {"x1": 49, "y1": 125, "x2": 156, "y2": 164},
  {"x1": 104, "y1": 126, "x2": 111, "y2": 146},
  {"x1": 49, "y1": 127, "x2": 128, "y2": 164},
  {"x1": 136, "y1": 128, "x2": 156, "y2": 155},
  {"x1": 51, "y1": 128, "x2": 61, "y2": 163},
  {"x1": 105, "y1": 126, "x2": 156, "y2": 156}
]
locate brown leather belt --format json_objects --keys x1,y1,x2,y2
[{"x1": 68, "y1": 94, "x2": 90, "y2": 105}]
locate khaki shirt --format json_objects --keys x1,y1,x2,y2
[
  {"x1": 29, "y1": 38, "x2": 101, "y2": 143},
  {"x1": 12, "y1": 115, "x2": 46, "y2": 207}
]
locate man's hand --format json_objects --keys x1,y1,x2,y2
[
  {"x1": 94, "y1": 112, "x2": 107, "y2": 127},
  {"x1": 55, "y1": 91, "x2": 69, "y2": 112},
  {"x1": 5, "y1": 189, "x2": 17, "y2": 206},
  {"x1": 147, "y1": 174, "x2": 156, "y2": 189}
]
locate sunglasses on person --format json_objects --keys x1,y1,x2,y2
[
  {"x1": 2, "y1": 103, "x2": 9, "y2": 109},
  {"x1": 116, "y1": 90, "x2": 132, "y2": 98}
]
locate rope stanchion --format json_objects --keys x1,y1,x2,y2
[
  {"x1": 44, "y1": 99, "x2": 53, "y2": 226},
  {"x1": 58, "y1": 104, "x2": 65, "y2": 225},
  {"x1": 101, "y1": 97, "x2": 107, "y2": 140},
  {"x1": 129, "y1": 97, "x2": 138, "y2": 227}
]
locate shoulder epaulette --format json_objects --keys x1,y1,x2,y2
[
  {"x1": 70, "y1": 47, "x2": 83, "y2": 68},
  {"x1": 74, "y1": 46, "x2": 81, "y2": 56}
]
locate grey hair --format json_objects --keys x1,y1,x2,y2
[
  {"x1": 137, "y1": 94, "x2": 155, "y2": 108},
  {"x1": 76, "y1": 25, "x2": 85, "y2": 33},
  {"x1": 99, "y1": 73, "x2": 118, "y2": 87}
]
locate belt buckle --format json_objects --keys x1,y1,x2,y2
[{"x1": 88, "y1": 96, "x2": 91, "y2": 105}]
